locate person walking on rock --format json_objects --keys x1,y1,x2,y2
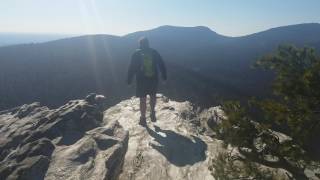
[{"x1": 127, "y1": 37, "x2": 167, "y2": 126}]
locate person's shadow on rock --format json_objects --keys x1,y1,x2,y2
[{"x1": 146, "y1": 125, "x2": 207, "y2": 167}]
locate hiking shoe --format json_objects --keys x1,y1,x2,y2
[
  {"x1": 150, "y1": 111, "x2": 156, "y2": 122},
  {"x1": 139, "y1": 116, "x2": 147, "y2": 126}
]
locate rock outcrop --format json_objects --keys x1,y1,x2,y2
[
  {"x1": 104, "y1": 94, "x2": 225, "y2": 180},
  {"x1": 0, "y1": 94, "x2": 128, "y2": 180},
  {"x1": 1, "y1": 93, "x2": 318, "y2": 179},
  {"x1": 0, "y1": 93, "x2": 228, "y2": 180}
]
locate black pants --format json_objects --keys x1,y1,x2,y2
[{"x1": 136, "y1": 79, "x2": 158, "y2": 98}]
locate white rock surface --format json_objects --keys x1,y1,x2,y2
[
  {"x1": 0, "y1": 94, "x2": 128, "y2": 180},
  {"x1": 0, "y1": 93, "x2": 226, "y2": 180},
  {"x1": 103, "y1": 94, "x2": 225, "y2": 180},
  {"x1": 45, "y1": 121, "x2": 128, "y2": 180}
]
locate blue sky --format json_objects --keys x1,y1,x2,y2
[{"x1": 1, "y1": 0, "x2": 320, "y2": 36}]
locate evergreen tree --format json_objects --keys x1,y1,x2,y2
[{"x1": 210, "y1": 45, "x2": 320, "y2": 179}]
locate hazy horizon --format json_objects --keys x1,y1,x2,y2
[
  {"x1": 1, "y1": 23, "x2": 320, "y2": 39},
  {"x1": 1, "y1": 0, "x2": 320, "y2": 37}
]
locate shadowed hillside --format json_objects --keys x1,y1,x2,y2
[{"x1": 0, "y1": 23, "x2": 320, "y2": 110}]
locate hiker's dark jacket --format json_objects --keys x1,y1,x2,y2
[{"x1": 127, "y1": 48, "x2": 167, "y2": 85}]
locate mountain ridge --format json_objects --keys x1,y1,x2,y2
[
  {"x1": 2, "y1": 23, "x2": 319, "y2": 47},
  {"x1": 0, "y1": 23, "x2": 320, "y2": 110}
]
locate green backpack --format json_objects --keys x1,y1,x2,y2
[{"x1": 140, "y1": 51, "x2": 155, "y2": 78}]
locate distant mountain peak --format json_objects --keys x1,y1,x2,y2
[
  {"x1": 153, "y1": 25, "x2": 217, "y2": 34},
  {"x1": 266, "y1": 23, "x2": 320, "y2": 32},
  {"x1": 247, "y1": 23, "x2": 320, "y2": 36},
  {"x1": 156, "y1": 25, "x2": 212, "y2": 30},
  {"x1": 124, "y1": 25, "x2": 222, "y2": 40}
]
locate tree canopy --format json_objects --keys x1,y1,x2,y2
[{"x1": 211, "y1": 45, "x2": 320, "y2": 179}]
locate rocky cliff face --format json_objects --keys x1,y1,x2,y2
[
  {"x1": 0, "y1": 94, "x2": 128, "y2": 180},
  {"x1": 1, "y1": 94, "x2": 319, "y2": 179},
  {"x1": 103, "y1": 94, "x2": 225, "y2": 180},
  {"x1": 0, "y1": 94, "x2": 227, "y2": 180}
]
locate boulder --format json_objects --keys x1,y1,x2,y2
[
  {"x1": 103, "y1": 94, "x2": 225, "y2": 180},
  {"x1": 0, "y1": 94, "x2": 128, "y2": 180}
]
